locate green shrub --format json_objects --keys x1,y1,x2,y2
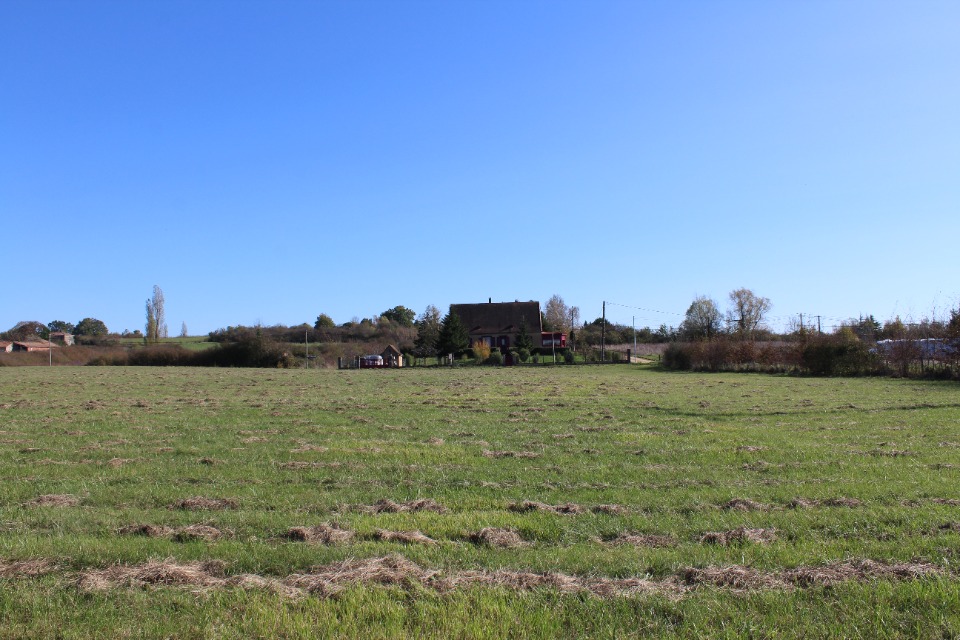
[{"x1": 518, "y1": 348, "x2": 530, "y2": 363}]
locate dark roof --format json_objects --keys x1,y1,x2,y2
[
  {"x1": 450, "y1": 301, "x2": 542, "y2": 335},
  {"x1": 381, "y1": 344, "x2": 402, "y2": 357}
]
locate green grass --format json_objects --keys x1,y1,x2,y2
[
  {"x1": 117, "y1": 336, "x2": 219, "y2": 350},
  {"x1": 0, "y1": 366, "x2": 958, "y2": 637}
]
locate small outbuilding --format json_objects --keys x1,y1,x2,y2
[
  {"x1": 49, "y1": 332, "x2": 75, "y2": 346},
  {"x1": 380, "y1": 344, "x2": 403, "y2": 367},
  {"x1": 0, "y1": 341, "x2": 12, "y2": 353},
  {"x1": 12, "y1": 340, "x2": 56, "y2": 352}
]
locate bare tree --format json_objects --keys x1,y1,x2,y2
[
  {"x1": 544, "y1": 295, "x2": 569, "y2": 332},
  {"x1": 145, "y1": 285, "x2": 168, "y2": 342},
  {"x1": 726, "y1": 288, "x2": 771, "y2": 339},
  {"x1": 180, "y1": 321, "x2": 188, "y2": 338}
]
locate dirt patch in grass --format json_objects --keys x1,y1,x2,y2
[
  {"x1": 373, "y1": 529, "x2": 438, "y2": 546},
  {"x1": 508, "y1": 501, "x2": 585, "y2": 515},
  {"x1": 169, "y1": 497, "x2": 238, "y2": 511},
  {"x1": 284, "y1": 524, "x2": 354, "y2": 544},
  {"x1": 24, "y1": 494, "x2": 80, "y2": 507},
  {"x1": 700, "y1": 527, "x2": 777, "y2": 546},
  {"x1": 610, "y1": 533, "x2": 677, "y2": 548},
  {"x1": 367, "y1": 499, "x2": 448, "y2": 514},
  {"x1": 721, "y1": 498, "x2": 769, "y2": 512},
  {"x1": 469, "y1": 527, "x2": 526, "y2": 548}
]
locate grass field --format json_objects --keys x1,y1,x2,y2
[{"x1": 0, "y1": 365, "x2": 958, "y2": 638}]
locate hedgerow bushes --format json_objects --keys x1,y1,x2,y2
[{"x1": 662, "y1": 336, "x2": 886, "y2": 376}]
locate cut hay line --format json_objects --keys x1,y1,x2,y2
[
  {"x1": 290, "y1": 443, "x2": 328, "y2": 453},
  {"x1": 366, "y1": 499, "x2": 448, "y2": 514},
  {"x1": 117, "y1": 524, "x2": 174, "y2": 538},
  {"x1": 67, "y1": 555, "x2": 947, "y2": 599},
  {"x1": 610, "y1": 533, "x2": 676, "y2": 548},
  {"x1": 591, "y1": 504, "x2": 629, "y2": 515},
  {"x1": 933, "y1": 498, "x2": 960, "y2": 506},
  {"x1": 24, "y1": 494, "x2": 80, "y2": 508},
  {"x1": 0, "y1": 559, "x2": 56, "y2": 577},
  {"x1": 481, "y1": 450, "x2": 540, "y2": 459},
  {"x1": 172, "y1": 525, "x2": 224, "y2": 543},
  {"x1": 699, "y1": 528, "x2": 777, "y2": 546},
  {"x1": 373, "y1": 529, "x2": 438, "y2": 546},
  {"x1": 168, "y1": 497, "x2": 238, "y2": 511},
  {"x1": 734, "y1": 446, "x2": 766, "y2": 453},
  {"x1": 469, "y1": 528, "x2": 526, "y2": 548},
  {"x1": 283, "y1": 524, "x2": 354, "y2": 545},
  {"x1": 508, "y1": 501, "x2": 585, "y2": 515},
  {"x1": 721, "y1": 498, "x2": 769, "y2": 512}
]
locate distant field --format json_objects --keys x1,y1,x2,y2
[
  {"x1": 0, "y1": 366, "x2": 958, "y2": 638},
  {"x1": 117, "y1": 336, "x2": 219, "y2": 351}
]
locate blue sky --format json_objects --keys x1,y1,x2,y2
[{"x1": 3, "y1": 0, "x2": 958, "y2": 335}]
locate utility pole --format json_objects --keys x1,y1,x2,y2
[
  {"x1": 816, "y1": 316, "x2": 822, "y2": 335},
  {"x1": 601, "y1": 301, "x2": 606, "y2": 362}
]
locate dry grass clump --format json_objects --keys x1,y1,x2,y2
[
  {"x1": 933, "y1": 498, "x2": 960, "y2": 506},
  {"x1": 368, "y1": 498, "x2": 447, "y2": 514},
  {"x1": 591, "y1": 504, "x2": 628, "y2": 515},
  {"x1": 508, "y1": 501, "x2": 585, "y2": 515},
  {"x1": 721, "y1": 498, "x2": 769, "y2": 512},
  {"x1": 172, "y1": 525, "x2": 224, "y2": 543},
  {"x1": 784, "y1": 560, "x2": 942, "y2": 587},
  {"x1": 77, "y1": 559, "x2": 228, "y2": 592},
  {"x1": 610, "y1": 533, "x2": 676, "y2": 548},
  {"x1": 286, "y1": 555, "x2": 439, "y2": 597},
  {"x1": 117, "y1": 524, "x2": 174, "y2": 538},
  {"x1": 735, "y1": 446, "x2": 767, "y2": 453},
  {"x1": 24, "y1": 494, "x2": 80, "y2": 507},
  {"x1": 481, "y1": 450, "x2": 540, "y2": 459},
  {"x1": 682, "y1": 566, "x2": 778, "y2": 590},
  {"x1": 822, "y1": 497, "x2": 863, "y2": 508},
  {"x1": 373, "y1": 529, "x2": 438, "y2": 546},
  {"x1": 699, "y1": 527, "x2": 777, "y2": 546},
  {"x1": 169, "y1": 497, "x2": 238, "y2": 511},
  {"x1": 284, "y1": 523, "x2": 354, "y2": 544},
  {"x1": 0, "y1": 558, "x2": 57, "y2": 577},
  {"x1": 290, "y1": 443, "x2": 328, "y2": 453},
  {"x1": 469, "y1": 527, "x2": 526, "y2": 548}
]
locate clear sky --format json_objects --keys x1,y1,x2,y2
[{"x1": 3, "y1": 0, "x2": 958, "y2": 336}]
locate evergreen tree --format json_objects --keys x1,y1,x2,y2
[
  {"x1": 437, "y1": 310, "x2": 470, "y2": 357},
  {"x1": 413, "y1": 305, "x2": 442, "y2": 358},
  {"x1": 515, "y1": 316, "x2": 535, "y2": 352}
]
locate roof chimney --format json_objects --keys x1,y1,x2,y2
[{"x1": 488, "y1": 298, "x2": 492, "y2": 303}]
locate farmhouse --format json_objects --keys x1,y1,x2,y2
[
  {"x1": 451, "y1": 300, "x2": 544, "y2": 352},
  {"x1": 0, "y1": 341, "x2": 12, "y2": 353},
  {"x1": 49, "y1": 332, "x2": 75, "y2": 346},
  {"x1": 12, "y1": 340, "x2": 57, "y2": 352}
]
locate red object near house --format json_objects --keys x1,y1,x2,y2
[{"x1": 541, "y1": 332, "x2": 566, "y2": 348}]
